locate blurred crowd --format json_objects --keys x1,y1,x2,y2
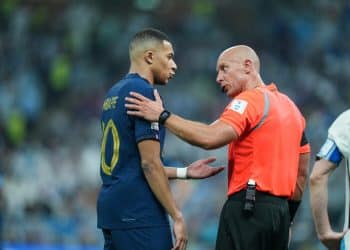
[{"x1": 1, "y1": 0, "x2": 350, "y2": 249}]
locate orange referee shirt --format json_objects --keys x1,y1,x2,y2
[{"x1": 219, "y1": 83, "x2": 310, "y2": 198}]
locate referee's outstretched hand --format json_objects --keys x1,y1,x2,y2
[{"x1": 187, "y1": 157, "x2": 225, "y2": 179}]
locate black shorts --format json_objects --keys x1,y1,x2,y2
[{"x1": 216, "y1": 190, "x2": 290, "y2": 250}]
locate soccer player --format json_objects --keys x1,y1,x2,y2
[
  {"x1": 310, "y1": 109, "x2": 350, "y2": 250},
  {"x1": 97, "y1": 28, "x2": 224, "y2": 250},
  {"x1": 125, "y1": 45, "x2": 311, "y2": 250}
]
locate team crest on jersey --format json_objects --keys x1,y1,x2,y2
[
  {"x1": 230, "y1": 99, "x2": 248, "y2": 114},
  {"x1": 151, "y1": 122, "x2": 159, "y2": 131}
]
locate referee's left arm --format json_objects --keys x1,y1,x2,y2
[{"x1": 291, "y1": 152, "x2": 310, "y2": 201}]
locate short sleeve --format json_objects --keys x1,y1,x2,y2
[
  {"x1": 299, "y1": 131, "x2": 311, "y2": 154},
  {"x1": 317, "y1": 138, "x2": 343, "y2": 166},
  {"x1": 328, "y1": 110, "x2": 350, "y2": 158},
  {"x1": 132, "y1": 86, "x2": 160, "y2": 143},
  {"x1": 219, "y1": 90, "x2": 264, "y2": 137}
]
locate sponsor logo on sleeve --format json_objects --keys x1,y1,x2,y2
[{"x1": 229, "y1": 99, "x2": 248, "y2": 114}]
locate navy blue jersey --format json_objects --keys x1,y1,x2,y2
[{"x1": 97, "y1": 73, "x2": 168, "y2": 229}]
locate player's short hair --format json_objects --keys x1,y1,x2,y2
[{"x1": 129, "y1": 28, "x2": 170, "y2": 60}]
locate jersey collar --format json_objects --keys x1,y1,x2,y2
[
  {"x1": 266, "y1": 83, "x2": 278, "y2": 92},
  {"x1": 124, "y1": 73, "x2": 150, "y2": 84},
  {"x1": 125, "y1": 73, "x2": 141, "y2": 79}
]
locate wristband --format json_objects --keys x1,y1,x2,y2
[
  {"x1": 288, "y1": 200, "x2": 301, "y2": 223},
  {"x1": 176, "y1": 167, "x2": 187, "y2": 179},
  {"x1": 158, "y1": 110, "x2": 171, "y2": 125}
]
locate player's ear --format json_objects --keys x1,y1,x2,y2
[{"x1": 144, "y1": 50, "x2": 153, "y2": 65}]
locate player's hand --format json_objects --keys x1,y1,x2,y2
[
  {"x1": 125, "y1": 89, "x2": 164, "y2": 122},
  {"x1": 172, "y1": 214, "x2": 188, "y2": 250},
  {"x1": 187, "y1": 157, "x2": 225, "y2": 179},
  {"x1": 319, "y1": 229, "x2": 348, "y2": 250}
]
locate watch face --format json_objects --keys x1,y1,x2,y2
[{"x1": 159, "y1": 110, "x2": 171, "y2": 125}]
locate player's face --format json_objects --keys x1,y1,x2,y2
[
  {"x1": 216, "y1": 53, "x2": 247, "y2": 98},
  {"x1": 152, "y1": 41, "x2": 177, "y2": 85}
]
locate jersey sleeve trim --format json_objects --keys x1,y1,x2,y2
[
  {"x1": 328, "y1": 110, "x2": 350, "y2": 158},
  {"x1": 219, "y1": 117, "x2": 241, "y2": 136},
  {"x1": 299, "y1": 143, "x2": 311, "y2": 154},
  {"x1": 300, "y1": 131, "x2": 309, "y2": 146},
  {"x1": 136, "y1": 135, "x2": 160, "y2": 143},
  {"x1": 317, "y1": 138, "x2": 343, "y2": 166}
]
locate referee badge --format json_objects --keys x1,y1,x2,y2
[{"x1": 230, "y1": 99, "x2": 248, "y2": 114}]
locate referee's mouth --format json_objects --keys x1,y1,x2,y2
[{"x1": 221, "y1": 85, "x2": 228, "y2": 93}]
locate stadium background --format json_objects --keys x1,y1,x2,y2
[{"x1": 1, "y1": 0, "x2": 350, "y2": 249}]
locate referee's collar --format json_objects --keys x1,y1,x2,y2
[{"x1": 266, "y1": 83, "x2": 277, "y2": 92}]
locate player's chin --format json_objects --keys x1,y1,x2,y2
[
  {"x1": 154, "y1": 79, "x2": 167, "y2": 86},
  {"x1": 154, "y1": 75, "x2": 173, "y2": 85}
]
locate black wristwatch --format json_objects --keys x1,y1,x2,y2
[{"x1": 158, "y1": 110, "x2": 171, "y2": 125}]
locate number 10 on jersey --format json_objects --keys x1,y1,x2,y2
[{"x1": 100, "y1": 119, "x2": 120, "y2": 175}]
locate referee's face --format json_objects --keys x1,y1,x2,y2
[
  {"x1": 216, "y1": 54, "x2": 246, "y2": 98},
  {"x1": 152, "y1": 40, "x2": 177, "y2": 85}
]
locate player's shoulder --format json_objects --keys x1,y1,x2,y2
[
  {"x1": 329, "y1": 109, "x2": 350, "y2": 133},
  {"x1": 108, "y1": 74, "x2": 153, "y2": 97},
  {"x1": 334, "y1": 109, "x2": 350, "y2": 123},
  {"x1": 328, "y1": 109, "x2": 350, "y2": 158},
  {"x1": 122, "y1": 73, "x2": 150, "y2": 87}
]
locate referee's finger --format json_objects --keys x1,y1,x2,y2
[
  {"x1": 125, "y1": 103, "x2": 140, "y2": 110},
  {"x1": 125, "y1": 97, "x2": 141, "y2": 105},
  {"x1": 154, "y1": 89, "x2": 160, "y2": 99},
  {"x1": 130, "y1": 91, "x2": 149, "y2": 101},
  {"x1": 126, "y1": 110, "x2": 142, "y2": 116}
]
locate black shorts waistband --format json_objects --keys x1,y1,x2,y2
[{"x1": 228, "y1": 189, "x2": 288, "y2": 205}]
